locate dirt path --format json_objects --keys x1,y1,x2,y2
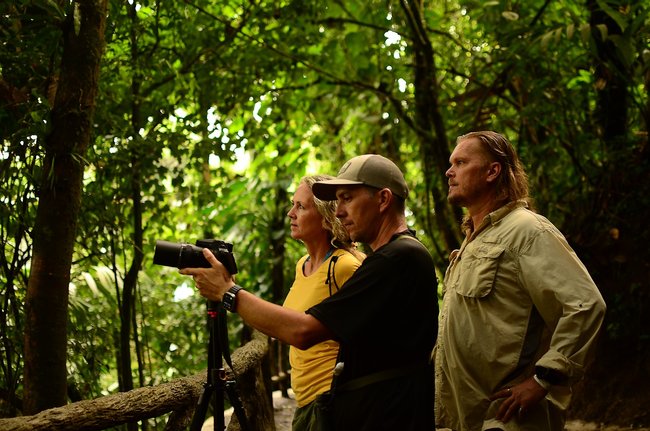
[
  {"x1": 215, "y1": 392, "x2": 650, "y2": 431},
  {"x1": 271, "y1": 394, "x2": 650, "y2": 431},
  {"x1": 272, "y1": 392, "x2": 296, "y2": 431},
  {"x1": 566, "y1": 422, "x2": 649, "y2": 431}
]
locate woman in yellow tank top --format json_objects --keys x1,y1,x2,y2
[{"x1": 283, "y1": 175, "x2": 364, "y2": 431}]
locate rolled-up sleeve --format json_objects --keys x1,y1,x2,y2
[{"x1": 519, "y1": 227, "x2": 607, "y2": 384}]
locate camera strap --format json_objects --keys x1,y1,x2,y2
[
  {"x1": 216, "y1": 302, "x2": 250, "y2": 431},
  {"x1": 217, "y1": 303, "x2": 234, "y2": 371}
]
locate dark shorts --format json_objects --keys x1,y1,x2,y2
[
  {"x1": 292, "y1": 398, "x2": 331, "y2": 431},
  {"x1": 330, "y1": 367, "x2": 434, "y2": 431}
]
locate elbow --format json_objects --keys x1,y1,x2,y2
[
  {"x1": 594, "y1": 294, "x2": 607, "y2": 319},
  {"x1": 291, "y1": 327, "x2": 321, "y2": 350},
  {"x1": 292, "y1": 337, "x2": 315, "y2": 351},
  {"x1": 289, "y1": 317, "x2": 331, "y2": 350},
  {"x1": 598, "y1": 298, "x2": 607, "y2": 325}
]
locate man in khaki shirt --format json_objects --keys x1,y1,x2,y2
[{"x1": 435, "y1": 131, "x2": 606, "y2": 431}]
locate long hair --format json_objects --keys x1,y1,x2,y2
[
  {"x1": 300, "y1": 175, "x2": 364, "y2": 260},
  {"x1": 457, "y1": 131, "x2": 532, "y2": 205}
]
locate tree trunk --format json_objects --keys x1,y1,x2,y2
[
  {"x1": 23, "y1": 0, "x2": 108, "y2": 415},
  {"x1": 399, "y1": 0, "x2": 462, "y2": 259},
  {"x1": 269, "y1": 183, "x2": 289, "y2": 396},
  {"x1": 116, "y1": 4, "x2": 146, "y2": 415}
]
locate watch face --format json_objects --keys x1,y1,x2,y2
[
  {"x1": 223, "y1": 286, "x2": 241, "y2": 312},
  {"x1": 223, "y1": 292, "x2": 236, "y2": 311}
]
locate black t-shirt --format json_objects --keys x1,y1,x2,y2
[{"x1": 307, "y1": 231, "x2": 439, "y2": 430}]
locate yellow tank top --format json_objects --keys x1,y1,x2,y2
[{"x1": 282, "y1": 249, "x2": 362, "y2": 406}]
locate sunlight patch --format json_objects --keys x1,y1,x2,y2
[{"x1": 173, "y1": 282, "x2": 194, "y2": 302}]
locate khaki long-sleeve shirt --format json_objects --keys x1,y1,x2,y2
[{"x1": 435, "y1": 201, "x2": 606, "y2": 431}]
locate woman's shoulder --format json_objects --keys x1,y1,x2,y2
[
  {"x1": 333, "y1": 248, "x2": 364, "y2": 265},
  {"x1": 294, "y1": 254, "x2": 309, "y2": 271}
]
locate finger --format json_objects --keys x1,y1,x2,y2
[
  {"x1": 202, "y1": 248, "x2": 222, "y2": 267},
  {"x1": 489, "y1": 387, "x2": 512, "y2": 401},
  {"x1": 179, "y1": 268, "x2": 198, "y2": 276},
  {"x1": 502, "y1": 401, "x2": 519, "y2": 423},
  {"x1": 495, "y1": 394, "x2": 511, "y2": 420}
]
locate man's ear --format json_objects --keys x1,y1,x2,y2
[
  {"x1": 377, "y1": 188, "x2": 393, "y2": 212},
  {"x1": 486, "y1": 161, "x2": 502, "y2": 183}
]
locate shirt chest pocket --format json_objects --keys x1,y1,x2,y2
[{"x1": 452, "y1": 244, "x2": 505, "y2": 298}]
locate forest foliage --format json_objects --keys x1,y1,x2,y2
[{"x1": 1, "y1": 0, "x2": 649, "y2": 427}]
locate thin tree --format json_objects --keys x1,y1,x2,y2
[{"x1": 23, "y1": 0, "x2": 108, "y2": 414}]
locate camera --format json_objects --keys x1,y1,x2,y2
[{"x1": 153, "y1": 239, "x2": 238, "y2": 274}]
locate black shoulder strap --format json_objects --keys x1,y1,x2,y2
[{"x1": 326, "y1": 254, "x2": 340, "y2": 296}]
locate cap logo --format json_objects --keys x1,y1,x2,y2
[{"x1": 338, "y1": 161, "x2": 352, "y2": 175}]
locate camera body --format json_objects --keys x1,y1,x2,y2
[{"x1": 153, "y1": 239, "x2": 238, "y2": 274}]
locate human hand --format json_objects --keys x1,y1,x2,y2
[
  {"x1": 490, "y1": 377, "x2": 548, "y2": 422},
  {"x1": 179, "y1": 248, "x2": 235, "y2": 302}
]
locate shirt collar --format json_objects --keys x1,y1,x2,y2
[{"x1": 470, "y1": 200, "x2": 528, "y2": 240}]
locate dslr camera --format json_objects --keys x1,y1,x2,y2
[{"x1": 153, "y1": 239, "x2": 238, "y2": 274}]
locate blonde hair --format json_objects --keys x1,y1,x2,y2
[{"x1": 300, "y1": 175, "x2": 364, "y2": 260}]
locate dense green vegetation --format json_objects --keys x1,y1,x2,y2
[{"x1": 1, "y1": 0, "x2": 648, "y2": 427}]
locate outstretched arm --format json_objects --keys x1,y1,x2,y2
[{"x1": 179, "y1": 248, "x2": 334, "y2": 349}]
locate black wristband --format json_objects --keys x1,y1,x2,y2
[{"x1": 534, "y1": 366, "x2": 567, "y2": 385}]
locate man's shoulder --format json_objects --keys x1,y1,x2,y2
[
  {"x1": 373, "y1": 234, "x2": 436, "y2": 277},
  {"x1": 489, "y1": 206, "x2": 565, "y2": 250},
  {"x1": 398, "y1": 233, "x2": 435, "y2": 256},
  {"x1": 503, "y1": 206, "x2": 557, "y2": 231}
]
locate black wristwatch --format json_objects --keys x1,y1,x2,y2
[
  {"x1": 222, "y1": 285, "x2": 244, "y2": 312},
  {"x1": 534, "y1": 366, "x2": 567, "y2": 386}
]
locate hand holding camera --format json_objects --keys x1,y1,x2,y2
[
  {"x1": 153, "y1": 239, "x2": 237, "y2": 273},
  {"x1": 154, "y1": 239, "x2": 237, "y2": 302}
]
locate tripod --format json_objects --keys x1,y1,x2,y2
[{"x1": 190, "y1": 300, "x2": 249, "y2": 431}]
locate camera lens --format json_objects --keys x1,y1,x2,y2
[{"x1": 153, "y1": 240, "x2": 185, "y2": 268}]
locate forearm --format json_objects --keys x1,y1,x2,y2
[
  {"x1": 235, "y1": 290, "x2": 334, "y2": 350},
  {"x1": 522, "y1": 233, "x2": 607, "y2": 382}
]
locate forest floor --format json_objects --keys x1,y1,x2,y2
[
  {"x1": 268, "y1": 391, "x2": 650, "y2": 431},
  {"x1": 212, "y1": 389, "x2": 650, "y2": 431}
]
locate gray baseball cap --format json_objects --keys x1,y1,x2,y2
[{"x1": 312, "y1": 154, "x2": 409, "y2": 201}]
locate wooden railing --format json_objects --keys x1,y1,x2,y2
[{"x1": 0, "y1": 330, "x2": 275, "y2": 431}]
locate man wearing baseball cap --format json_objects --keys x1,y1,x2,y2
[
  {"x1": 311, "y1": 154, "x2": 410, "y2": 201},
  {"x1": 181, "y1": 154, "x2": 438, "y2": 430}
]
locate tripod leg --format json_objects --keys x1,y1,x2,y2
[
  {"x1": 225, "y1": 380, "x2": 250, "y2": 431},
  {"x1": 190, "y1": 381, "x2": 216, "y2": 431},
  {"x1": 190, "y1": 375, "x2": 227, "y2": 431},
  {"x1": 190, "y1": 301, "x2": 227, "y2": 431}
]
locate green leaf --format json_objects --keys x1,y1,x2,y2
[
  {"x1": 595, "y1": 0, "x2": 629, "y2": 32},
  {"x1": 501, "y1": 11, "x2": 519, "y2": 21}
]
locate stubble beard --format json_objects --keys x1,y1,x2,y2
[{"x1": 447, "y1": 192, "x2": 462, "y2": 206}]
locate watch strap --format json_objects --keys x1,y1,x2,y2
[{"x1": 534, "y1": 366, "x2": 567, "y2": 385}]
